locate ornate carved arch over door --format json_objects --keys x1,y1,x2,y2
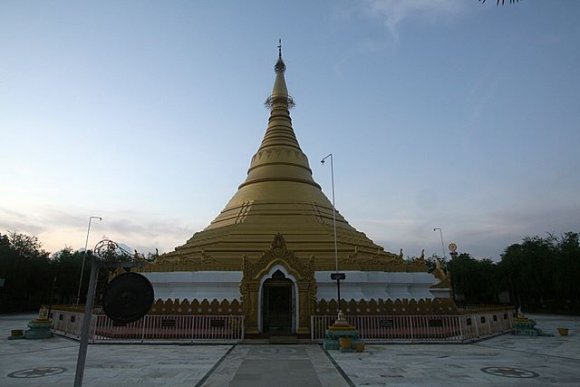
[{"x1": 240, "y1": 233, "x2": 317, "y2": 336}]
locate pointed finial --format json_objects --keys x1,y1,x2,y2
[
  {"x1": 265, "y1": 40, "x2": 294, "y2": 109},
  {"x1": 278, "y1": 39, "x2": 282, "y2": 58},
  {"x1": 275, "y1": 39, "x2": 286, "y2": 73}
]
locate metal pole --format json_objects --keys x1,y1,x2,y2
[
  {"x1": 433, "y1": 227, "x2": 446, "y2": 259},
  {"x1": 74, "y1": 256, "x2": 99, "y2": 387},
  {"x1": 336, "y1": 277, "x2": 341, "y2": 311},
  {"x1": 76, "y1": 216, "x2": 101, "y2": 306},
  {"x1": 329, "y1": 155, "x2": 338, "y2": 274},
  {"x1": 449, "y1": 247, "x2": 458, "y2": 305},
  {"x1": 322, "y1": 153, "x2": 340, "y2": 312}
]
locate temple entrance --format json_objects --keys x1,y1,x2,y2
[{"x1": 261, "y1": 270, "x2": 294, "y2": 334}]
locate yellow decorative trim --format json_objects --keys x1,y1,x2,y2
[{"x1": 240, "y1": 233, "x2": 317, "y2": 334}]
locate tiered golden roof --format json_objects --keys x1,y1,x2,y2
[{"x1": 150, "y1": 50, "x2": 423, "y2": 273}]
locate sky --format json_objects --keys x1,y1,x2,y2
[{"x1": 1, "y1": 0, "x2": 579, "y2": 261}]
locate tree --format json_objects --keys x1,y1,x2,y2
[
  {"x1": 448, "y1": 253, "x2": 500, "y2": 305},
  {"x1": 0, "y1": 232, "x2": 52, "y2": 313},
  {"x1": 554, "y1": 233, "x2": 580, "y2": 304},
  {"x1": 51, "y1": 248, "x2": 90, "y2": 305},
  {"x1": 499, "y1": 233, "x2": 580, "y2": 313},
  {"x1": 6, "y1": 232, "x2": 46, "y2": 259}
]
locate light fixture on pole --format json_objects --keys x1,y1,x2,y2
[
  {"x1": 321, "y1": 153, "x2": 344, "y2": 313},
  {"x1": 75, "y1": 216, "x2": 102, "y2": 306},
  {"x1": 433, "y1": 227, "x2": 446, "y2": 260}
]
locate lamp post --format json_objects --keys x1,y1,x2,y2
[
  {"x1": 75, "y1": 216, "x2": 102, "y2": 306},
  {"x1": 321, "y1": 153, "x2": 343, "y2": 314},
  {"x1": 433, "y1": 227, "x2": 446, "y2": 260},
  {"x1": 448, "y1": 242, "x2": 458, "y2": 304}
]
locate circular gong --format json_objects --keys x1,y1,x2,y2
[{"x1": 102, "y1": 272, "x2": 154, "y2": 324}]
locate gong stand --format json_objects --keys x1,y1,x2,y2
[{"x1": 74, "y1": 240, "x2": 153, "y2": 387}]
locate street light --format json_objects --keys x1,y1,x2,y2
[
  {"x1": 433, "y1": 227, "x2": 446, "y2": 260},
  {"x1": 321, "y1": 153, "x2": 343, "y2": 313},
  {"x1": 75, "y1": 216, "x2": 102, "y2": 305}
]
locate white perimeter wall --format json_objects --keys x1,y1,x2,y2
[{"x1": 143, "y1": 270, "x2": 441, "y2": 301}]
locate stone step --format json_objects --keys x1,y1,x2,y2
[{"x1": 269, "y1": 335, "x2": 298, "y2": 344}]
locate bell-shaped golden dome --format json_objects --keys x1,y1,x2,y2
[{"x1": 159, "y1": 49, "x2": 404, "y2": 271}]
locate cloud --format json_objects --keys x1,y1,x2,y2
[
  {"x1": 0, "y1": 205, "x2": 205, "y2": 255},
  {"x1": 0, "y1": 208, "x2": 49, "y2": 236},
  {"x1": 364, "y1": 0, "x2": 466, "y2": 40},
  {"x1": 349, "y1": 195, "x2": 580, "y2": 261},
  {"x1": 92, "y1": 214, "x2": 197, "y2": 254}
]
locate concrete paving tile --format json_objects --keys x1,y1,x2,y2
[{"x1": 327, "y1": 314, "x2": 580, "y2": 386}]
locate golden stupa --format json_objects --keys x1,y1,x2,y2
[{"x1": 142, "y1": 47, "x2": 434, "y2": 336}]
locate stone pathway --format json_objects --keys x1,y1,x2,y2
[{"x1": 199, "y1": 345, "x2": 351, "y2": 386}]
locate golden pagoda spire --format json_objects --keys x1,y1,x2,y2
[
  {"x1": 161, "y1": 44, "x2": 404, "y2": 274},
  {"x1": 267, "y1": 39, "x2": 292, "y2": 106},
  {"x1": 238, "y1": 42, "x2": 316, "y2": 189}
]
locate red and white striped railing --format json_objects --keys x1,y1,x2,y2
[
  {"x1": 51, "y1": 308, "x2": 514, "y2": 344},
  {"x1": 311, "y1": 309, "x2": 514, "y2": 343},
  {"x1": 51, "y1": 311, "x2": 244, "y2": 343}
]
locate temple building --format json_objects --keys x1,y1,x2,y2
[{"x1": 141, "y1": 48, "x2": 449, "y2": 336}]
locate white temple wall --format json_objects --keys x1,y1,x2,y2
[
  {"x1": 314, "y1": 271, "x2": 437, "y2": 301},
  {"x1": 142, "y1": 271, "x2": 242, "y2": 301},
  {"x1": 143, "y1": 270, "x2": 442, "y2": 301}
]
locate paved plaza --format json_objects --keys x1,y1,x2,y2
[{"x1": 0, "y1": 313, "x2": 578, "y2": 386}]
